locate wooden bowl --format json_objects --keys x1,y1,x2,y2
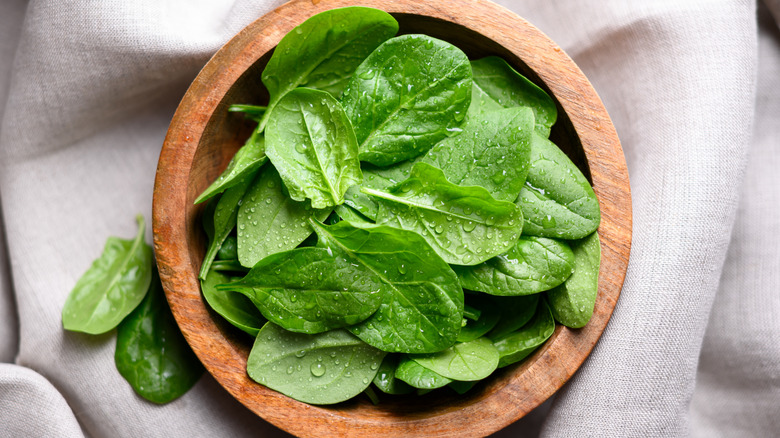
[{"x1": 152, "y1": 0, "x2": 632, "y2": 436}]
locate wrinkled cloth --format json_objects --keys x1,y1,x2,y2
[{"x1": 0, "y1": 0, "x2": 777, "y2": 437}]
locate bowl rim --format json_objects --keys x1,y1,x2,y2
[{"x1": 152, "y1": 0, "x2": 632, "y2": 436}]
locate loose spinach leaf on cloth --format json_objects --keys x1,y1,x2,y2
[
  {"x1": 221, "y1": 246, "x2": 385, "y2": 334},
  {"x1": 394, "y1": 356, "x2": 453, "y2": 389},
  {"x1": 62, "y1": 215, "x2": 153, "y2": 335},
  {"x1": 410, "y1": 337, "x2": 499, "y2": 381},
  {"x1": 201, "y1": 268, "x2": 266, "y2": 336},
  {"x1": 194, "y1": 132, "x2": 267, "y2": 205},
  {"x1": 311, "y1": 220, "x2": 463, "y2": 354},
  {"x1": 517, "y1": 132, "x2": 601, "y2": 239},
  {"x1": 259, "y1": 6, "x2": 398, "y2": 130},
  {"x1": 115, "y1": 268, "x2": 204, "y2": 404},
  {"x1": 493, "y1": 299, "x2": 556, "y2": 368},
  {"x1": 546, "y1": 231, "x2": 601, "y2": 328},
  {"x1": 247, "y1": 322, "x2": 386, "y2": 405},
  {"x1": 421, "y1": 106, "x2": 534, "y2": 202},
  {"x1": 237, "y1": 164, "x2": 330, "y2": 268},
  {"x1": 200, "y1": 176, "x2": 253, "y2": 280},
  {"x1": 470, "y1": 56, "x2": 557, "y2": 137},
  {"x1": 365, "y1": 162, "x2": 524, "y2": 265},
  {"x1": 454, "y1": 236, "x2": 575, "y2": 296},
  {"x1": 265, "y1": 88, "x2": 363, "y2": 209},
  {"x1": 341, "y1": 34, "x2": 472, "y2": 166}
]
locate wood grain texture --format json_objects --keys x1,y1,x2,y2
[{"x1": 152, "y1": 0, "x2": 632, "y2": 436}]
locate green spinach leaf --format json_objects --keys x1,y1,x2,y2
[
  {"x1": 201, "y1": 268, "x2": 265, "y2": 336},
  {"x1": 365, "y1": 162, "x2": 524, "y2": 265},
  {"x1": 458, "y1": 294, "x2": 500, "y2": 342},
  {"x1": 341, "y1": 34, "x2": 472, "y2": 166},
  {"x1": 228, "y1": 104, "x2": 267, "y2": 123},
  {"x1": 222, "y1": 246, "x2": 385, "y2": 334},
  {"x1": 517, "y1": 133, "x2": 600, "y2": 239},
  {"x1": 259, "y1": 6, "x2": 398, "y2": 130},
  {"x1": 200, "y1": 176, "x2": 253, "y2": 280},
  {"x1": 471, "y1": 56, "x2": 557, "y2": 137},
  {"x1": 343, "y1": 161, "x2": 415, "y2": 220},
  {"x1": 546, "y1": 231, "x2": 601, "y2": 328},
  {"x1": 373, "y1": 354, "x2": 414, "y2": 395},
  {"x1": 115, "y1": 269, "x2": 204, "y2": 403},
  {"x1": 410, "y1": 337, "x2": 499, "y2": 381},
  {"x1": 247, "y1": 322, "x2": 386, "y2": 405},
  {"x1": 454, "y1": 236, "x2": 575, "y2": 296},
  {"x1": 237, "y1": 164, "x2": 330, "y2": 268},
  {"x1": 394, "y1": 356, "x2": 452, "y2": 389},
  {"x1": 493, "y1": 299, "x2": 555, "y2": 368},
  {"x1": 62, "y1": 215, "x2": 153, "y2": 335},
  {"x1": 486, "y1": 294, "x2": 540, "y2": 340},
  {"x1": 194, "y1": 132, "x2": 266, "y2": 205},
  {"x1": 266, "y1": 88, "x2": 362, "y2": 209},
  {"x1": 421, "y1": 106, "x2": 534, "y2": 201},
  {"x1": 311, "y1": 220, "x2": 463, "y2": 354}
]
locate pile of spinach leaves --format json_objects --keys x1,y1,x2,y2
[{"x1": 196, "y1": 6, "x2": 602, "y2": 405}]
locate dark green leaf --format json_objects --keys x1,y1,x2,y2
[
  {"x1": 546, "y1": 231, "x2": 600, "y2": 328},
  {"x1": 62, "y1": 215, "x2": 153, "y2": 334},
  {"x1": 454, "y1": 236, "x2": 575, "y2": 296},
  {"x1": 201, "y1": 268, "x2": 265, "y2": 336},
  {"x1": 266, "y1": 88, "x2": 362, "y2": 209},
  {"x1": 194, "y1": 133, "x2": 266, "y2": 205},
  {"x1": 372, "y1": 354, "x2": 414, "y2": 395},
  {"x1": 493, "y1": 299, "x2": 555, "y2": 368},
  {"x1": 486, "y1": 294, "x2": 540, "y2": 341},
  {"x1": 334, "y1": 204, "x2": 373, "y2": 225},
  {"x1": 259, "y1": 6, "x2": 399, "y2": 130},
  {"x1": 457, "y1": 294, "x2": 500, "y2": 342},
  {"x1": 216, "y1": 235, "x2": 238, "y2": 261},
  {"x1": 448, "y1": 380, "x2": 478, "y2": 395},
  {"x1": 236, "y1": 164, "x2": 330, "y2": 268},
  {"x1": 517, "y1": 133, "x2": 600, "y2": 239},
  {"x1": 410, "y1": 337, "x2": 499, "y2": 381},
  {"x1": 421, "y1": 107, "x2": 534, "y2": 201},
  {"x1": 311, "y1": 220, "x2": 463, "y2": 354},
  {"x1": 115, "y1": 269, "x2": 204, "y2": 404},
  {"x1": 341, "y1": 34, "x2": 472, "y2": 166},
  {"x1": 247, "y1": 323, "x2": 386, "y2": 405},
  {"x1": 223, "y1": 246, "x2": 385, "y2": 334},
  {"x1": 365, "y1": 162, "x2": 524, "y2": 265},
  {"x1": 470, "y1": 56, "x2": 557, "y2": 137}
]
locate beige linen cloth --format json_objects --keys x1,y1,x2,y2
[{"x1": 1, "y1": 0, "x2": 778, "y2": 436}]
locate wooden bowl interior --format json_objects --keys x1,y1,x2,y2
[{"x1": 155, "y1": 1, "x2": 630, "y2": 437}]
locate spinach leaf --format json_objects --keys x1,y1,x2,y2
[
  {"x1": 200, "y1": 176, "x2": 253, "y2": 280},
  {"x1": 201, "y1": 268, "x2": 265, "y2": 336},
  {"x1": 410, "y1": 337, "x2": 499, "y2": 381},
  {"x1": 259, "y1": 6, "x2": 398, "y2": 130},
  {"x1": 486, "y1": 294, "x2": 540, "y2": 340},
  {"x1": 471, "y1": 56, "x2": 557, "y2": 137},
  {"x1": 265, "y1": 88, "x2": 363, "y2": 209},
  {"x1": 115, "y1": 269, "x2": 204, "y2": 404},
  {"x1": 334, "y1": 204, "x2": 373, "y2": 225},
  {"x1": 343, "y1": 161, "x2": 415, "y2": 220},
  {"x1": 222, "y1": 246, "x2": 385, "y2": 334},
  {"x1": 341, "y1": 34, "x2": 472, "y2": 166},
  {"x1": 194, "y1": 132, "x2": 266, "y2": 205},
  {"x1": 237, "y1": 164, "x2": 330, "y2": 268},
  {"x1": 454, "y1": 236, "x2": 575, "y2": 296},
  {"x1": 215, "y1": 235, "x2": 237, "y2": 261},
  {"x1": 448, "y1": 380, "x2": 478, "y2": 395},
  {"x1": 228, "y1": 104, "x2": 266, "y2": 123},
  {"x1": 311, "y1": 220, "x2": 463, "y2": 354},
  {"x1": 62, "y1": 215, "x2": 153, "y2": 334},
  {"x1": 373, "y1": 354, "x2": 414, "y2": 395},
  {"x1": 517, "y1": 133, "x2": 600, "y2": 239},
  {"x1": 546, "y1": 231, "x2": 601, "y2": 328},
  {"x1": 458, "y1": 294, "x2": 500, "y2": 342},
  {"x1": 421, "y1": 106, "x2": 534, "y2": 202},
  {"x1": 493, "y1": 299, "x2": 555, "y2": 368},
  {"x1": 394, "y1": 356, "x2": 452, "y2": 389},
  {"x1": 365, "y1": 162, "x2": 524, "y2": 265},
  {"x1": 247, "y1": 322, "x2": 386, "y2": 405}
]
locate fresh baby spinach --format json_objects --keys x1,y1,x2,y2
[
  {"x1": 487, "y1": 294, "x2": 540, "y2": 340},
  {"x1": 115, "y1": 269, "x2": 204, "y2": 404},
  {"x1": 201, "y1": 269, "x2": 265, "y2": 336},
  {"x1": 236, "y1": 164, "x2": 329, "y2": 268},
  {"x1": 265, "y1": 88, "x2": 363, "y2": 209},
  {"x1": 62, "y1": 215, "x2": 153, "y2": 335},
  {"x1": 194, "y1": 132, "x2": 266, "y2": 205},
  {"x1": 493, "y1": 299, "x2": 556, "y2": 368},
  {"x1": 454, "y1": 236, "x2": 575, "y2": 296},
  {"x1": 518, "y1": 133, "x2": 601, "y2": 239},
  {"x1": 365, "y1": 162, "x2": 524, "y2": 265},
  {"x1": 394, "y1": 356, "x2": 453, "y2": 389},
  {"x1": 457, "y1": 294, "x2": 501, "y2": 342},
  {"x1": 373, "y1": 355, "x2": 414, "y2": 395},
  {"x1": 547, "y1": 231, "x2": 601, "y2": 328},
  {"x1": 341, "y1": 34, "x2": 472, "y2": 166},
  {"x1": 471, "y1": 56, "x2": 557, "y2": 137},
  {"x1": 259, "y1": 6, "x2": 398, "y2": 130},
  {"x1": 200, "y1": 176, "x2": 253, "y2": 280},
  {"x1": 247, "y1": 322, "x2": 386, "y2": 405},
  {"x1": 410, "y1": 337, "x2": 499, "y2": 381}
]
